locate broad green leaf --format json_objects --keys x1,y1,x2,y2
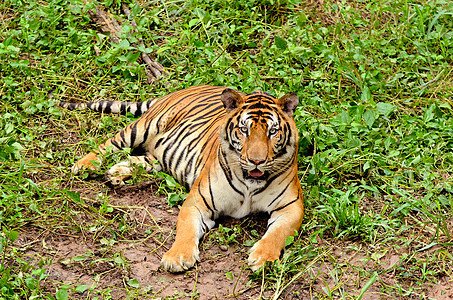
[
  {"x1": 7, "y1": 230, "x2": 18, "y2": 242},
  {"x1": 118, "y1": 39, "x2": 130, "y2": 50},
  {"x1": 67, "y1": 191, "x2": 81, "y2": 203},
  {"x1": 274, "y1": 36, "x2": 287, "y2": 50},
  {"x1": 168, "y1": 193, "x2": 181, "y2": 207},
  {"x1": 376, "y1": 102, "x2": 395, "y2": 117},
  {"x1": 363, "y1": 110, "x2": 376, "y2": 128},
  {"x1": 56, "y1": 289, "x2": 68, "y2": 300},
  {"x1": 73, "y1": 256, "x2": 87, "y2": 262},
  {"x1": 285, "y1": 235, "x2": 295, "y2": 247},
  {"x1": 226, "y1": 272, "x2": 234, "y2": 280},
  {"x1": 114, "y1": 256, "x2": 125, "y2": 265},
  {"x1": 75, "y1": 285, "x2": 89, "y2": 293},
  {"x1": 340, "y1": 109, "x2": 351, "y2": 125},
  {"x1": 165, "y1": 176, "x2": 178, "y2": 188},
  {"x1": 423, "y1": 104, "x2": 435, "y2": 123},
  {"x1": 188, "y1": 19, "x2": 198, "y2": 27},
  {"x1": 5, "y1": 123, "x2": 14, "y2": 134},
  {"x1": 363, "y1": 161, "x2": 370, "y2": 172},
  {"x1": 360, "y1": 86, "x2": 372, "y2": 102},
  {"x1": 127, "y1": 278, "x2": 140, "y2": 288},
  {"x1": 126, "y1": 52, "x2": 141, "y2": 63},
  {"x1": 12, "y1": 142, "x2": 24, "y2": 151},
  {"x1": 244, "y1": 240, "x2": 255, "y2": 247}
]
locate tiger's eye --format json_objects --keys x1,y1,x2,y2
[
  {"x1": 269, "y1": 128, "x2": 277, "y2": 135},
  {"x1": 240, "y1": 126, "x2": 248, "y2": 134}
]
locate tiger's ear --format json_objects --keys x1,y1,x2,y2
[
  {"x1": 221, "y1": 88, "x2": 244, "y2": 112},
  {"x1": 278, "y1": 92, "x2": 299, "y2": 117}
]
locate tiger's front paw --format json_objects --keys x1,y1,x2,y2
[
  {"x1": 105, "y1": 162, "x2": 132, "y2": 186},
  {"x1": 161, "y1": 244, "x2": 199, "y2": 273},
  {"x1": 71, "y1": 152, "x2": 100, "y2": 174},
  {"x1": 247, "y1": 240, "x2": 281, "y2": 271}
]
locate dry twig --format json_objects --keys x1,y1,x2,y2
[
  {"x1": 87, "y1": 5, "x2": 166, "y2": 83},
  {"x1": 122, "y1": 4, "x2": 168, "y2": 81}
]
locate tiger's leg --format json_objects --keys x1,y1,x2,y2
[
  {"x1": 71, "y1": 151, "x2": 101, "y2": 173},
  {"x1": 72, "y1": 119, "x2": 148, "y2": 173},
  {"x1": 248, "y1": 192, "x2": 304, "y2": 271},
  {"x1": 161, "y1": 183, "x2": 216, "y2": 272},
  {"x1": 106, "y1": 153, "x2": 161, "y2": 186}
]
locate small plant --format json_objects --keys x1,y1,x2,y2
[
  {"x1": 212, "y1": 224, "x2": 240, "y2": 247},
  {"x1": 316, "y1": 186, "x2": 390, "y2": 242},
  {"x1": 155, "y1": 172, "x2": 188, "y2": 207}
]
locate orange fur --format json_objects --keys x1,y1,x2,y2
[{"x1": 67, "y1": 86, "x2": 304, "y2": 272}]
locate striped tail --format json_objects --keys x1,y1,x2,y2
[{"x1": 58, "y1": 100, "x2": 154, "y2": 117}]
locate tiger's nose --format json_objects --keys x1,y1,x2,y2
[{"x1": 248, "y1": 158, "x2": 265, "y2": 165}]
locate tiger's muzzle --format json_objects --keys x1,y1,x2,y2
[{"x1": 241, "y1": 124, "x2": 274, "y2": 180}]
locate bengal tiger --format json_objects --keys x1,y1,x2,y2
[{"x1": 60, "y1": 85, "x2": 304, "y2": 272}]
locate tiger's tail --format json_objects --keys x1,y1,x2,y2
[{"x1": 58, "y1": 100, "x2": 154, "y2": 117}]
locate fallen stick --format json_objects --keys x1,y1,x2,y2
[
  {"x1": 122, "y1": 4, "x2": 168, "y2": 79},
  {"x1": 87, "y1": 4, "x2": 167, "y2": 83}
]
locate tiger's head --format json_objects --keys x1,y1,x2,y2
[{"x1": 219, "y1": 88, "x2": 299, "y2": 183}]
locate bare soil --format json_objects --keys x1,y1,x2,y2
[
  {"x1": 14, "y1": 180, "x2": 263, "y2": 299},
  {"x1": 12, "y1": 179, "x2": 453, "y2": 299}
]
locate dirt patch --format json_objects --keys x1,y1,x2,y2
[
  {"x1": 14, "y1": 180, "x2": 260, "y2": 299},
  {"x1": 11, "y1": 178, "x2": 452, "y2": 299},
  {"x1": 427, "y1": 276, "x2": 453, "y2": 299}
]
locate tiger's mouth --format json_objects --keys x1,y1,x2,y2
[{"x1": 243, "y1": 168, "x2": 268, "y2": 181}]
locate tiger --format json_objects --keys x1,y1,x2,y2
[{"x1": 60, "y1": 85, "x2": 304, "y2": 272}]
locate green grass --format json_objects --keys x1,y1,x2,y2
[{"x1": 1, "y1": 0, "x2": 452, "y2": 298}]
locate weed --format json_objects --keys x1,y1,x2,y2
[
  {"x1": 212, "y1": 224, "x2": 240, "y2": 247},
  {"x1": 316, "y1": 186, "x2": 391, "y2": 242}
]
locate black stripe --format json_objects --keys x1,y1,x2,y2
[
  {"x1": 247, "y1": 93, "x2": 275, "y2": 101},
  {"x1": 166, "y1": 125, "x2": 199, "y2": 172},
  {"x1": 103, "y1": 101, "x2": 112, "y2": 113},
  {"x1": 190, "y1": 104, "x2": 225, "y2": 122},
  {"x1": 191, "y1": 130, "x2": 218, "y2": 179},
  {"x1": 155, "y1": 109, "x2": 168, "y2": 133},
  {"x1": 87, "y1": 102, "x2": 96, "y2": 111},
  {"x1": 198, "y1": 184, "x2": 215, "y2": 219},
  {"x1": 163, "y1": 123, "x2": 193, "y2": 148},
  {"x1": 129, "y1": 123, "x2": 138, "y2": 147},
  {"x1": 247, "y1": 111, "x2": 274, "y2": 118},
  {"x1": 208, "y1": 172, "x2": 217, "y2": 212},
  {"x1": 119, "y1": 130, "x2": 127, "y2": 147},
  {"x1": 135, "y1": 104, "x2": 143, "y2": 117},
  {"x1": 245, "y1": 103, "x2": 273, "y2": 110},
  {"x1": 267, "y1": 215, "x2": 281, "y2": 228},
  {"x1": 60, "y1": 102, "x2": 77, "y2": 110},
  {"x1": 270, "y1": 197, "x2": 299, "y2": 214},
  {"x1": 110, "y1": 138, "x2": 122, "y2": 150},
  {"x1": 120, "y1": 101, "x2": 127, "y2": 114},
  {"x1": 195, "y1": 207, "x2": 209, "y2": 234},
  {"x1": 160, "y1": 146, "x2": 172, "y2": 174},
  {"x1": 267, "y1": 179, "x2": 292, "y2": 208},
  {"x1": 155, "y1": 137, "x2": 165, "y2": 149},
  {"x1": 165, "y1": 111, "x2": 220, "y2": 173},
  {"x1": 137, "y1": 120, "x2": 150, "y2": 150},
  {"x1": 218, "y1": 148, "x2": 244, "y2": 197},
  {"x1": 173, "y1": 145, "x2": 190, "y2": 181}
]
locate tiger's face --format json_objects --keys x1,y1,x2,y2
[{"x1": 220, "y1": 89, "x2": 299, "y2": 183}]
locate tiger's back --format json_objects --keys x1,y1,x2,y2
[
  {"x1": 135, "y1": 85, "x2": 234, "y2": 188},
  {"x1": 65, "y1": 85, "x2": 233, "y2": 188}
]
